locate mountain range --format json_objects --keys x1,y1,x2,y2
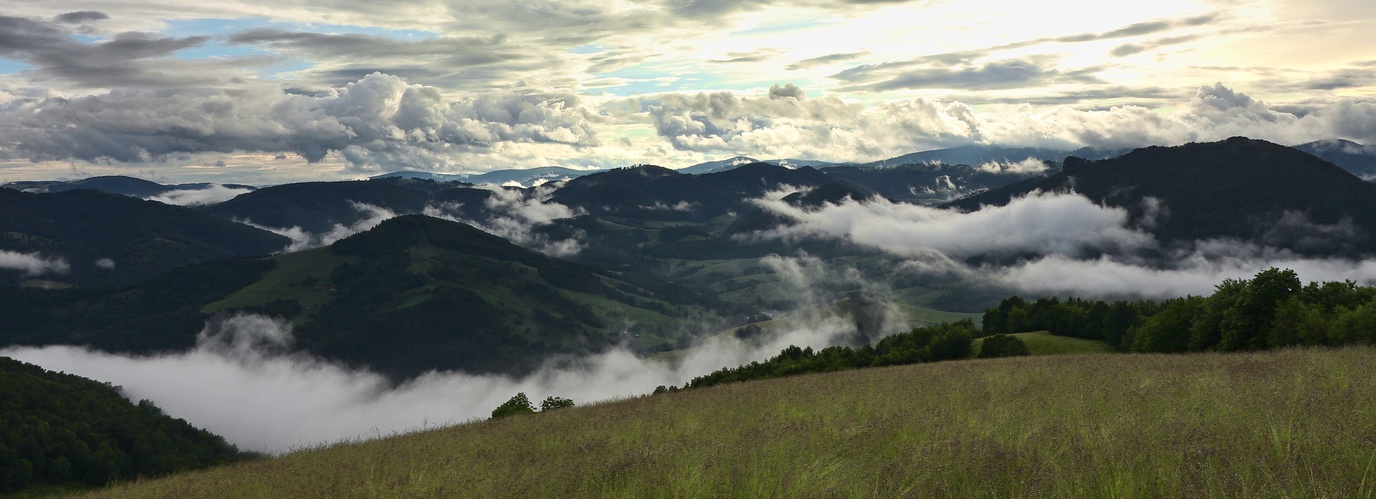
[{"x1": 5, "y1": 136, "x2": 1376, "y2": 377}]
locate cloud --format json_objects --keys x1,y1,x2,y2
[
  {"x1": 53, "y1": 11, "x2": 109, "y2": 24},
  {"x1": 630, "y1": 86, "x2": 983, "y2": 158},
  {"x1": 423, "y1": 185, "x2": 584, "y2": 256},
  {"x1": 241, "y1": 202, "x2": 398, "y2": 253},
  {"x1": 750, "y1": 190, "x2": 1154, "y2": 258},
  {"x1": 95, "y1": 258, "x2": 116, "y2": 269},
  {"x1": 620, "y1": 82, "x2": 1376, "y2": 161},
  {"x1": 224, "y1": 29, "x2": 561, "y2": 91},
  {"x1": 786, "y1": 51, "x2": 869, "y2": 71},
  {"x1": 0, "y1": 250, "x2": 71, "y2": 276},
  {"x1": 975, "y1": 157, "x2": 1051, "y2": 175},
  {"x1": 1110, "y1": 34, "x2": 1204, "y2": 57},
  {"x1": 984, "y1": 249, "x2": 1376, "y2": 299},
  {"x1": 0, "y1": 15, "x2": 226, "y2": 89},
  {"x1": 1, "y1": 254, "x2": 906, "y2": 454},
  {"x1": 741, "y1": 187, "x2": 1376, "y2": 300},
  {"x1": 0, "y1": 72, "x2": 599, "y2": 171},
  {"x1": 835, "y1": 58, "x2": 1096, "y2": 92},
  {"x1": 146, "y1": 184, "x2": 253, "y2": 206}
]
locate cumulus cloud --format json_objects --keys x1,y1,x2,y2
[
  {"x1": 630, "y1": 87, "x2": 984, "y2": 159},
  {"x1": 146, "y1": 184, "x2": 253, "y2": 206},
  {"x1": 0, "y1": 72, "x2": 598, "y2": 171},
  {"x1": 0, "y1": 250, "x2": 70, "y2": 276},
  {"x1": 95, "y1": 258, "x2": 115, "y2": 269},
  {"x1": 750, "y1": 190, "x2": 1154, "y2": 258},
  {"x1": 423, "y1": 185, "x2": 584, "y2": 256},
  {"x1": 241, "y1": 202, "x2": 398, "y2": 253},
  {"x1": 615, "y1": 81, "x2": 1376, "y2": 162}
]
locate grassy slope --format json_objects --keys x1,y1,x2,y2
[
  {"x1": 974, "y1": 330, "x2": 1116, "y2": 356},
  {"x1": 90, "y1": 347, "x2": 1376, "y2": 497}
]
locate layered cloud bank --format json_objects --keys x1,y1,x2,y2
[
  {"x1": 754, "y1": 191, "x2": 1376, "y2": 299},
  {"x1": 4, "y1": 77, "x2": 1374, "y2": 179}
]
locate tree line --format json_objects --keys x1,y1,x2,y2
[
  {"x1": 658, "y1": 319, "x2": 978, "y2": 393},
  {"x1": 981, "y1": 268, "x2": 1376, "y2": 352}
]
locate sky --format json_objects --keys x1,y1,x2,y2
[{"x1": 0, "y1": 0, "x2": 1374, "y2": 184}]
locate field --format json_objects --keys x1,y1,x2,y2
[
  {"x1": 974, "y1": 330, "x2": 1117, "y2": 356},
  {"x1": 84, "y1": 346, "x2": 1376, "y2": 497}
]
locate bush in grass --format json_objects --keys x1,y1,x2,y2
[
  {"x1": 976, "y1": 333, "x2": 1029, "y2": 359},
  {"x1": 491, "y1": 393, "x2": 536, "y2": 419},
  {"x1": 540, "y1": 396, "x2": 575, "y2": 411}
]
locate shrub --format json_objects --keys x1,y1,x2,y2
[
  {"x1": 540, "y1": 396, "x2": 575, "y2": 411},
  {"x1": 977, "y1": 334, "x2": 1030, "y2": 359},
  {"x1": 490, "y1": 393, "x2": 536, "y2": 420}
]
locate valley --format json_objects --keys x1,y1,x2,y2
[{"x1": 5, "y1": 137, "x2": 1376, "y2": 494}]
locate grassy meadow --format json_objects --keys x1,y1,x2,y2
[{"x1": 83, "y1": 346, "x2": 1376, "y2": 497}]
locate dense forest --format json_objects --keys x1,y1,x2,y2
[
  {"x1": 982, "y1": 267, "x2": 1376, "y2": 352},
  {"x1": 0, "y1": 357, "x2": 251, "y2": 494}
]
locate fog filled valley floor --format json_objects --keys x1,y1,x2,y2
[{"x1": 80, "y1": 347, "x2": 1376, "y2": 498}]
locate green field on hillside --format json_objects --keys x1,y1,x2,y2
[
  {"x1": 87, "y1": 347, "x2": 1376, "y2": 497},
  {"x1": 974, "y1": 330, "x2": 1116, "y2": 356}
]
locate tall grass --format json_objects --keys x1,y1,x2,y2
[{"x1": 89, "y1": 347, "x2": 1376, "y2": 497}]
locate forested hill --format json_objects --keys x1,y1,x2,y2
[
  {"x1": 0, "y1": 356, "x2": 248, "y2": 494},
  {"x1": 0, "y1": 188, "x2": 289, "y2": 288},
  {"x1": 944, "y1": 137, "x2": 1376, "y2": 255},
  {"x1": 0, "y1": 215, "x2": 723, "y2": 381}
]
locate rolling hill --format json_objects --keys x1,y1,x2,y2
[{"x1": 0, "y1": 215, "x2": 722, "y2": 380}]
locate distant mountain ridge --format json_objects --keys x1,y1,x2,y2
[
  {"x1": 3, "y1": 175, "x2": 256, "y2": 199},
  {"x1": 945, "y1": 137, "x2": 1376, "y2": 256},
  {"x1": 1293, "y1": 139, "x2": 1376, "y2": 180},
  {"x1": 0, "y1": 189, "x2": 289, "y2": 288}
]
